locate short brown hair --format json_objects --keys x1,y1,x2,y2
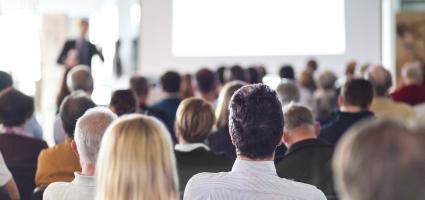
[
  {"x1": 176, "y1": 98, "x2": 215, "y2": 143},
  {"x1": 341, "y1": 79, "x2": 373, "y2": 110}
]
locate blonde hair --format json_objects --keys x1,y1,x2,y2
[
  {"x1": 176, "y1": 98, "x2": 215, "y2": 143},
  {"x1": 96, "y1": 114, "x2": 178, "y2": 200},
  {"x1": 215, "y1": 81, "x2": 246, "y2": 129}
]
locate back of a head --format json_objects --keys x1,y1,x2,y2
[
  {"x1": 66, "y1": 65, "x2": 94, "y2": 94},
  {"x1": 246, "y1": 67, "x2": 261, "y2": 84},
  {"x1": 229, "y1": 65, "x2": 246, "y2": 82},
  {"x1": 276, "y1": 81, "x2": 300, "y2": 106},
  {"x1": 333, "y1": 119, "x2": 425, "y2": 200},
  {"x1": 75, "y1": 107, "x2": 117, "y2": 165},
  {"x1": 282, "y1": 103, "x2": 315, "y2": 134},
  {"x1": 0, "y1": 71, "x2": 13, "y2": 91},
  {"x1": 318, "y1": 70, "x2": 337, "y2": 90},
  {"x1": 307, "y1": 59, "x2": 318, "y2": 72},
  {"x1": 367, "y1": 65, "x2": 392, "y2": 97},
  {"x1": 109, "y1": 89, "x2": 136, "y2": 116},
  {"x1": 215, "y1": 81, "x2": 246, "y2": 129},
  {"x1": 160, "y1": 71, "x2": 181, "y2": 93},
  {"x1": 402, "y1": 62, "x2": 423, "y2": 85},
  {"x1": 96, "y1": 114, "x2": 178, "y2": 200},
  {"x1": 0, "y1": 89, "x2": 34, "y2": 127},
  {"x1": 176, "y1": 98, "x2": 215, "y2": 143},
  {"x1": 345, "y1": 61, "x2": 357, "y2": 76},
  {"x1": 341, "y1": 79, "x2": 373, "y2": 110},
  {"x1": 195, "y1": 68, "x2": 217, "y2": 94},
  {"x1": 279, "y1": 65, "x2": 295, "y2": 80},
  {"x1": 299, "y1": 70, "x2": 317, "y2": 92},
  {"x1": 216, "y1": 66, "x2": 227, "y2": 85},
  {"x1": 60, "y1": 91, "x2": 96, "y2": 139},
  {"x1": 229, "y1": 84, "x2": 284, "y2": 159},
  {"x1": 130, "y1": 76, "x2": 149, "y2": 97}
]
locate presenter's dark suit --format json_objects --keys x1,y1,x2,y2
[
  {"x1": 276, "y1": 139, "x2": 337, "y2": 200},
  {"x1": 57, "y1": 39, "x2": 104, "y2": 67},
  {"x1": 175, "y1": 145, "x2": 233, "y2": 196}
]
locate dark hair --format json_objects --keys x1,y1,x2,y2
[
  {"x1": 160, "y1": 71, "x2": 181, "y2": 93},
  {"x1": 246, "y1": 67, "x2": 261, "y2": 84},
  {"x1": 110, "y1": 89, "x2": 137, "y2": 116},
  {"x1": 229, "y1": 65, "x2": 245, "y2": 82},
  {"x1": 216, "y1": 66, "x2": 227, "y2": 85},
  {"x1": 279, "y1": 65, "x2": 295, "y2": 80},
  {"x1": 130, "y1": 76, "x2": 149, "y2": 96},
  {"x1": 367, "y1": 66, "x2": 392, "y2": 97},
  {"x1": 56, "y1": 68, "x2": 71, "y2": 113},
  {"x1": 0, "y1": 71, "x2": 13, "y2": 91},
  {"x1": 307, "y1": 59, "x2": 318, "y2": 71},
  {"x1": 341, "y1": 79, "x2": 373, "y2": 110},
  {"x1": 229, "y1": 84, "x2": 284, "y2": 159},
  {"x1": 60, "y1": 92, "x2": 96, "y2": 138},
  {"x1": 0, "y1": 89, "x2": 34, "y2": 126},
  {"x1": 195, "y1": 68, "x2": 217, "y2": 94}
]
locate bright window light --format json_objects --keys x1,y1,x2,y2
[{"x1": 173, "y1": 0, "x2": 346, "y2": 57}]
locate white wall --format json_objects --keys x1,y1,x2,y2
[{"x1": 140, "y1": 0, "x2": 381, "y2": 76}]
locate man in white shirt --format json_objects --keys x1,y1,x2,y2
[
  {"x1": 44, "y1": 107, "x2": 117, "y2": 200},
  {"x1": 184, "y1": 84, "x2": 326, "y2": 200}
]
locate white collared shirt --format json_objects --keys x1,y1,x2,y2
[
  {"x1": 43, "y1": 172, "x2": 96, "y2": 200},
  {"x1": 184, "y1": 159, "x2": 326, "y2": 200},
  {"x1": 175, "y1": 143, "x2": 210, "y2": 152}
]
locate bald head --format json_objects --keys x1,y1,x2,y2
[
  {"x1": 66, "y1": 65, "x2": 93, "y2": 94},
  {"x1": 367, "y1": 65, "x2": 392, "y2": 97},
  {"x1": 402, "y1": 62, "x2": 423, "y2": 86}
]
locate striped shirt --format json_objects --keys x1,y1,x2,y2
[{"x1": 184, "y1": 159, "x2": 326, "y2": 200}]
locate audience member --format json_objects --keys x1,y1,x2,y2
[
  {"x1": 184, "y1": 84, "x2": 326, "y2": 200},
  {"x1": 109, "y1": 89, "x2": 137, "y2": 116},
  {"x1": 56, "y1": 68, "x2": 71, "y2": 113},
  {"x1": 36, "y1": 92, "x2": 96, "y2": 188},
  {"x1": 0, "y1": 152, "x2": 19, "y2": 200},
  {"x1": 313, "y1": 70, "x2": 338, "y2": 123},
  {"x1": 306, "y1": 59, "x2": 319, "y2": 73},
  {"x1": 334, "y1": 119, "x2": 425, "y2": 200},
  {"x1": 319, "y1": 79, "x2": 374, "y2": 145},
  {"x1": 54, "y1": 65, "x2": 94, "y2": 144},
  {"x1": 229, "y1": 65, "x2": 246, "y2": 82},
  {"x1": 359, "y1": 63, "x2": 370, "y2": 79},
  {"x1": 246, "y1": 67, "x2": 261, "y2": 84},
  {"x1": 336, "y1": 60, "x2": 357, "y2": 88},
  {"x1": 276, "y1": 80, "x2": 300, "y2": 106},
  {"x1": 96, "y1": 114, "x2": 178, "y2": 200},
  {"x1": 0, "y1": 71, "x2": 43, "y2": 140},
  {"x1": 44, "y1": 107, "x2": 116, "y2": 200},
  {"x1": 208, "y1": 81, "x2": 246, "y2": 160},
  {"x1": 175, "y1": 98, "x2": 232, "y2": 195},
  {"x1": 298, "y1": 69, "x2": 315, "y2": 106},
  {"x1": 0, "y1": 89, "x2": 48, "y2": 200},
  {"x1": 180, "y1": 74, "x2": 195, "y2": 99},
  {"x1": 256, "y1": 65, "x2": 267, "y2": 81},
  {"x1": 151, "y1": 71, "x2": 182, "y2": 143},
  {"x1": 195, "y1": 68, "x2": 218, "y2": 104},
  {"x1": 367, "y1": 65, "x2": 415, "y2": 121},
  {"x1": 391, "y1": 62, "x2": 425, "y2": 105},
  {"x1": 216, "y1": 66, "x2": 227, "y2": 85},
  {"x1": 277, "y1": 103, "x2": 336, "y2": 199},
  {"x1": 279, "y1": 64, "x2": 295, "y2": 80}
]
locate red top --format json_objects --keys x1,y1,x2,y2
[{"x1": 391, "y1": 85, "x2": 425, "y2": 106}]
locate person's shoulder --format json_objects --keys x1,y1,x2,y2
[
  {"x1": 187, "y1": 172, "x2": 228, "y2": 186},
  {"x1": 278, "y1": 178, "x2": 327, "y2": 199},
  {"x1": 44, "y1": 181, "x2": 70, "y2": 198},
  {"x1": 39, "y1": 143, "x2": 68, "y2": 158}
]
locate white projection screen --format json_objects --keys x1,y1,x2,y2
[
  {"x1": 140, "y1": 0, "x2": 381, "y2": 76},
  {"x1": 172, "y1": 0, "x2": 346, "y2": 57}
]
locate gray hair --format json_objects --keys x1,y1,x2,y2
[
  {"x1": 367, "y1": 65, "x2": 392, "y2": 97},
  {"x1": 318, "y1": 70, "x2": 337, "y2": 90},
  {"x1": 402, "y1": 62, "x2": 423, "y2": 84},
  {"x1": 282, "y1": 102, "x2": 315, "y2": 134},
  {"x1": 66, "y1": 65, "x2": 94, "y2": 94},
  {"x1": 276, "y1": 80, "x2": 300, "y2": 106},
  {"x1": 333, "y1": 119, "x2": 425, "y2": 200},
  {"x1": 75, "y1": 107, "x2": 117, "y2": 165}
]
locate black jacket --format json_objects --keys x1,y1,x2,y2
[
  {"x1": 57, "y1": 39, "x2": 104, "y2": 67},
  {"x1": 276, "y1": 139, "x2": 337, "y2": 200}
]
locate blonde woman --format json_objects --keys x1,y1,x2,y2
[
  {"x1": 207, "y1": 81, "x2": 246, "y2": 160},
  {"x1": 96, "y1": 114, "x2": 178, "y2": 200}
]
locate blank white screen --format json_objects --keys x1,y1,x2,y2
[{"x1": 172, "y1": 0, "x2": 346, "y2": 57}]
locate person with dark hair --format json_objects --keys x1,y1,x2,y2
[
  {"x1": 367, "y1": 65, "x2": 415, "y2": 122},
  {"x1": 151, "y1": 71, "x2": 182, "y2": 143},
  {"x1": 195, "y1": 68, "x2": 218, "y2": 103},
  {"x1": 184, "y1": 84, "x2": 326, "y2": 199},
  {"x1": 36, "y1": 92, "x2": 96, "y2": 188},
  {"x1": 334, "y1": 119, "x2": 425, "y2": 200},
  {"x1": 246, "y1": 67, "x2": 261, "y2": 84},
  {"x1": 229, "y1": 65, "x2": 245, "y2": 82},
  {"x1": 216, "y1": 66, "x2": 227, "y2": 85},
  {"x1": 174, "y1": 98, "x2": 232, "y2": 196},
  {"x1": 319, "y1": 79, "x2": 374, "y2": 145},
  {"x1": 0, "y1": 71, "x2": 13, "y2": 92},
  {"x1": 277, "y1": 103, "x2": 336, "y2": 199},
  {"x1": 306, "y1": 59, "x2": 318, "y2": 73},
  {"x1": 279, "y1": 65, "x2": 295, "y2": 80},
  {"x1": 109, "y1": 89, "x2": 137, "y2": 116},
  {"x1": 180, "y1": 74, "x2": 195, "y2": 99},
  {"x1": 57, "y1": 19, "x2": 104, "y2": 68},
  {"x1": 0, "y1": 89, "x2": 48, "y2": 199},
  {"x1": 313, "y1": 70, "x2": 339, "y2": 123}
]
